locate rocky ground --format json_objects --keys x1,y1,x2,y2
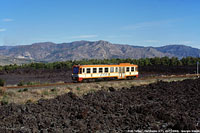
[
  {"x1": 0, "y1": 68, "x2": 72, "y2": 85},
  {"x1": 0, "y1": 78, "x2": 199, "y2": 132},
  {"x1": 139, "y1": 65, "x2": 197, "y2": 77}
]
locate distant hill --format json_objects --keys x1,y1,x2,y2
[
  {"x1": 0, "y1": 40, "x2": 199, "y2": 63},
  {"x1": 0, "y1": 55, "x2": 34, "y2": 66},
  {"x1": 155, "y1": 45, "x2": 200, "y2": 58}
]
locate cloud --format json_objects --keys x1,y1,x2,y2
[
  {"x1": 2, "y1": 18, "x2": 14, "y2": 22},
  {"x1": 122, "y1": 19, "x2": 177, "y2": 30},
  {"x1": 170, "y1": 41, "x2": 193, "y2": 45},
  {"x1": 179, "y1": 41, "x2": 192, "y2": 44},
  {"x1": 0, "y1": 28, "x2": 6, "y2": 32},
  {"x1": 70, "y1": 35, "x2": 98, "y2": 39},
  {"x1": 144, "y1": 40, "x2": 161, "y2": 43},
  {"x1": 106, "y1": 35, "x2": 132, "y2": 38}
]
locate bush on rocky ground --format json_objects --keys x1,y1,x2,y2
[{"x1": 0, "y1": 79, "x2": 5, "y2": 87}]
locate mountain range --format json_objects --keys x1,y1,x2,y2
[{"x1": 0, "y1": 40, "x2": 199, "y2": 65}]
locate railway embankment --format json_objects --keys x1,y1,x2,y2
[{"x1": 0, "y1": 74, "x2": 198, "y2": 104}]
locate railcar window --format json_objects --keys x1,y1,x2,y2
[
  {"x1": 116, "y1": 67, "x2": 118, "y2": 72},
  {"x1": 105, "y1": 68, "x2": 108, "y2": 73},
  {"x1": 93, "y1": 68, "x2": 97, "y2": 73},
  {"x1": 131, "y1": 67, "x2": 134, "y2": 72},
  {"x1": 126, "y1": 67, "x2": 130, "y2": 72},
  {"x1": 99, "y1": 68, "x2": 103, "y2": 73},
  {"x1": 135, "y1": 67, "x2": 138, "y2": 71},
  {"x1": 83, "y1": 68, "x2": 85, "y2": 73},
  {"x1": 86, "y1": 68, "x2": 91, "y2": 73},
  {"x1": 110, "y1": 67, "x2": 114, "y2": 72}
]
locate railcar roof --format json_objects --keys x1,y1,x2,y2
[{"x1": 73, "y1": 63, "x2": 138, "y2": 67}]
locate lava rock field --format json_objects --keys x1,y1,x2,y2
[{"x1": 0, "y1": 78, "x2": 200, "y2": 132}]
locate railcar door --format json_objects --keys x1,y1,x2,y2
[{"x1": 119, "y1": 67, "x2": 125, "y2": 79}]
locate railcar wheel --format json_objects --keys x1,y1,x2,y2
[
  {"x1": 83, "y1": 79, "x2": 88, "y2": 83},
  {"x1": 89, "y1": 79, "x2": 95, "y2": 82}
]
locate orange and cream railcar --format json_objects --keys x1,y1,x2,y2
[{"x1": 72, "y1": 63, "x2": 138, "y2": 82}]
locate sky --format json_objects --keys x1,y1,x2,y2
[{"x1": 0, "y1": 0, "x2": 200, "y2": 48}]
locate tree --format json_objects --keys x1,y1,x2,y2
[
  {"x1": 170, "y1": 57, "x2": 179, "y2": 66},
  {"x1": 161, "y1": 57, "x2": 170, "y2": 66}
]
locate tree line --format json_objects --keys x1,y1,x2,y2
[{"x1": 0, "y1": 57, "x2": 199, "y2": 71}]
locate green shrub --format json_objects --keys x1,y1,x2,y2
[
  {"x1": 0, "y1": 79, "x2": 5, "y2": 87},
  {"x1": 23, "y1": 88, "x2": 28, "y2": 92},
  {"x1": 1, "y1": 95, "x2": 9, "y2": 105},
  {"x1": 76, "y1": 87, "x2": 80, "y2": 91},
  {"x1": 51, "y1": 88, "x2": 57, "y2": 92},
  {"x1": 26, "y1": 99, "x2": 33, "y2": 104},
  {"x1": 26, "y1": 82, "x2": 39, "y2": 86},
  {"x1": 27, "y1": 82, "x2": 34, "y2": 85},
  {"x1": 42, "y1": 90, "x2": 49, "y2": 95},
  {"x1": 50, "y1": 88, "x2": 58, "y2": 95},
  {"x1": 0, "y1": 88, "x2": 5, "y2": 95},
  {"x1": 18, "y1": 81, "x2": 25, "y2": 86},
  {"x1": 18, "y1": 88, "x2": 28, "y2": 92}
]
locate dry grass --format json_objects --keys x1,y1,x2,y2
[{"x1": 0, "y1": 76, "x2": 197, "y2": 105}]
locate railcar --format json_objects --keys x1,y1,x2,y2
[{"x1": 72, "y1": 63, "x2": 138, "y2": 82}]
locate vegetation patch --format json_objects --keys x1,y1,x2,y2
[
  {"x1": 0, "y1": 78, "x2": 5, "y2": 87},
  {"x1": 1, "y1": 94, "x2": 9, "y2": 105},
  {"x1": 51, "y1": 88, "x2": 57, "y2": 92},
  {"x1": 42, "y1": 90, "x2": 49, "y2": 96},
  {"x1": 18, "y1": 81, "x2": 40, "y2": 86},
  {"x1": 26, "y1": 82, "x2": 39, "y2": 86},
  {"x1": 76, "y1": 87, "x2": 80, "y2": 91},
  {"x1": 18, "y1": 88, "x2": 29, "y2": 92},
  {"x1": 0, "y1": 87, "x2": 5, "y2": 96},
  {"x1": 18, "y1": 81, "x2": 25, "y2": 86}
]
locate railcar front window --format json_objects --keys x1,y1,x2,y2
[
  {"x1": 73, "y1": 67, "x2": 79, "y2": 74},
  {"x1": 135, "y1": 67, "x2": 138, "y2": 71},
  {"x1": 80, "y1": 68, "x2": 82, "y2": 74}
]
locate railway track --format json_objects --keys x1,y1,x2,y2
[{"x1": 4, "y1": 74, "x2": 200, "y2": 90}]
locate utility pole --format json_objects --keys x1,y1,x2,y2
[
  {"x1": 197, "y1": 54, "x2": 200, "y2": 77},
  {"x1": 197, "y1": 61, "x2": 199, "y2": 76}
]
